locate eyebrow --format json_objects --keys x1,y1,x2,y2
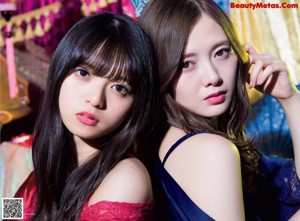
[{"x1": 184, "y1": 39, "x2": 231, "y2": 59}]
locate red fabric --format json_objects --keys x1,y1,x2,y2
[
  {"x1": 11, "y1": 133, "x2": 33, "y2": 148},
  {"x1": 15, "y1": 172, "x2": 154, "y2": 220},
  {"x1": 14, "y1": 172, "x2": 36, "y2": 221},
  {"x1": 121, "y1": 0, "x2": 137, "y2": 20},
  {"x1": 80, "y1": 201, "x2": 154, "y2": 221}
]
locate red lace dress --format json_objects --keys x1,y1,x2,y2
[{"x1": 15, "y1": 173, "x2": 154, "y2": 220}]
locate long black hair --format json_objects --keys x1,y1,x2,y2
[{"x1": 31, "y1": 12, "x2": 159, "y2": 220}]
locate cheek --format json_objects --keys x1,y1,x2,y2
[
  {"x1": 59, "y1": 80, "x2": 71, "y2": 101},
  {"x1": 174, "y1": 77, "x2": 196, "y2": 102},
  {"x1": 58, "y1": 87, "x2": 66, "y2": 113},
  {"x1": 58, "y1": 81, "x2": 75, "y2": 115},
  {"x1": 106, "y1": 102, "x2": 133, "y2": 133},
  {"x1": 224, "y1": 58, "x2": 238, "y2": 85},
  {"x1": 112, "y1": 99, "x2": 133, "y2": 121},
  {"x1": 58, "y1": 91, "x2": 69, "y2": 124}
]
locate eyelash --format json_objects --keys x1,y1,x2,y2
[
  {"x1": 182, "y1": 47, "x2": 231, "y2": 69},
  {"x1": 75, "y1": 68, "x2": 90, "y2": 79},
  {"x1": 112, "y1": 84, "x2": 130, "y2": 96},
  {"x1": 214, "y1": 48, "x2": 231, "y2": 58},
  {"x1": 182, "y1": 61, "x2": 194, "y2": 70},
  {"x1": 74, "y1": 67, "x2": 131, "y2": 96}
]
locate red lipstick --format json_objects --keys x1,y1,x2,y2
[{"x1": 76, "y1": 112, "x2": 99, "y2": 126}]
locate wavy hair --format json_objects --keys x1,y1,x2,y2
[
  {"x1": 31, "y1": 12, "x2": 159, "y2": 220},
  {"x1": 139, "y1": 0, "x2": 259, "y2": 192}
]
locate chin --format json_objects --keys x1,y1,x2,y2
[{"x1": 198, "y1": 107, "x2": 228, "y2": 118}]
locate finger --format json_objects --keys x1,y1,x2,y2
[
  {"x1": 249, "y1": 60, "x2": 264, "y2": 88},
  {"x1": 249, "y1": 53, "x2": 273, "y2": 62},
  {"x1": 256, "y1": 65, "x2": 274, "y2": 85},
  {"x1": 256, "y1": 62, "x2": 287, "y2": 85},
  {"x1": 244, "y1": 43, "x2": 259, "y2": 55},
  {"x1": 249, "y1": 54, "x2": 277, "y2": 67},
  {"x1": 248, "y1": 56, "x2": 288, "y2": 80}
]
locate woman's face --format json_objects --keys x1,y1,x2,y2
[
  {"x1": 174, "y1": 14, "x2": 238, "y2": 117},
  {"x1": 59, "y1": 66, "x2": 134, "y2": 140}
]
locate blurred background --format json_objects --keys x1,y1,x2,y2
[{"x1": 0, "y1": 0, "x2": 299, "y2": 202}]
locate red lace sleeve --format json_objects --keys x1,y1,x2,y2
[{"x1": 80, "y1": 201, "x2": 154, "y2": 221}]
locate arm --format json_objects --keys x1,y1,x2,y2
[
  {"x1": 245, "y1": 43, "x2": 300, "y2": 179},
  {"x1": 278, "y1": 90, "x2": 300, "y2": 179},
  {"x1": 164, "y1": 133, "x2": 245, "y2": 221}
]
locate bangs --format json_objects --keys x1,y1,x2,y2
[{"x1": 81, "y1": 38, "x2": 134, "y2": 86}]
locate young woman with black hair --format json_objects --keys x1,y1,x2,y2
[{"x1": 15, "y1": 12, "x2": 159, "y2": 220}]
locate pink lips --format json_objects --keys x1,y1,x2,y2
[
  {"x1": 76, "y1": 112, "x2": 99, "y2": 126},
  {"x1": 204, "y1": 91, "x2": 226, "y2": 104}
]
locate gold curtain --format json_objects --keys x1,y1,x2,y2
[
  {"x1": 230, "y1": 0, "x2": 300, "y2": 84},
  {"x1": 81, "y1": 0, "x2": 118, "y2": 16},
  {"x1": 230, "y1": 0, "x2": 300, "y2": 103},
  {"x1": 0, "y1": 2, "x2": 62, "y2": 47}
]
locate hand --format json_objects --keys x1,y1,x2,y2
[{"x1": 244, "y1": 43, "x2": 296, "y2": 101}]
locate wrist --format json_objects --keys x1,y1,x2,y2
[{"x1": 278, "y1": 89, "x2": 300, "y2": 109}]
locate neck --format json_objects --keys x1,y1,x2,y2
[{"x1": 73, "y1": 135, "x2": 100, "y2": 166}]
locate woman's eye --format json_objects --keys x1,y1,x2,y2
[
  {"x1": 112, "y1": 84, "x2": 129, "y2": 95},
  {"x1": 181, "y1": 60, "x2": 196, "y2": 73},
  {"x1": 182, "y1": 61, "x2": 193, "y2": 69},
  {"x1": 75, "y1": 69, "x2": 90, "y2": 79},
  {"x1": 215, "y1": 48, "x2": 230, "y2": 58}
]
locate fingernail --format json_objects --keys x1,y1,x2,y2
[{"x1": 257, "y1": 79, "x2": 263, "y2": 85}]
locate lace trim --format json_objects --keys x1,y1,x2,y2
[{"x1": 80, "y1": 200, "x2": 154, "y2": 220}]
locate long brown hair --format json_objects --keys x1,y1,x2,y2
[{"x1": 139, "y1": 0, "x2": 259, "y2": 192}]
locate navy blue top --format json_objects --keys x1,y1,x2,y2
[
  {"x1": 154, "y1": 131, "x2": 300, "y2": 220},
  {"x1": 154, "y1": 131, "x2": 214, "y2": 221},
  {"x1": 244, "y1": 154, "x2": 300, "y2": 221}
]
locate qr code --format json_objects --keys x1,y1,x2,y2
[{"x1": 2, "y1": 198, "x2": 23, "y2": 220}]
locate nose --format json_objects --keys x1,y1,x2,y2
[
  {"x1": 86, "y1": 83, "x2": 106, "y2": 109},
  {"x1": 201, "y1": 61, "x2": 223, "y2": 87}
]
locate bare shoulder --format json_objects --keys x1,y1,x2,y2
[
  {"x1": 189, "y1": 133, "x2": 240, "y2": 162},
  {"x1": 164, "y1": 132, "x2": 244, "y2": 220},
  {"x1": 183, "y1": 133, "x2": 242, "y2": 185},
  {"x1": 164, "y1": 132, "x2": 240, "y2": 168},
  {"x1": 88, "y1": 158, "x2": 153, "y2": 206}
]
